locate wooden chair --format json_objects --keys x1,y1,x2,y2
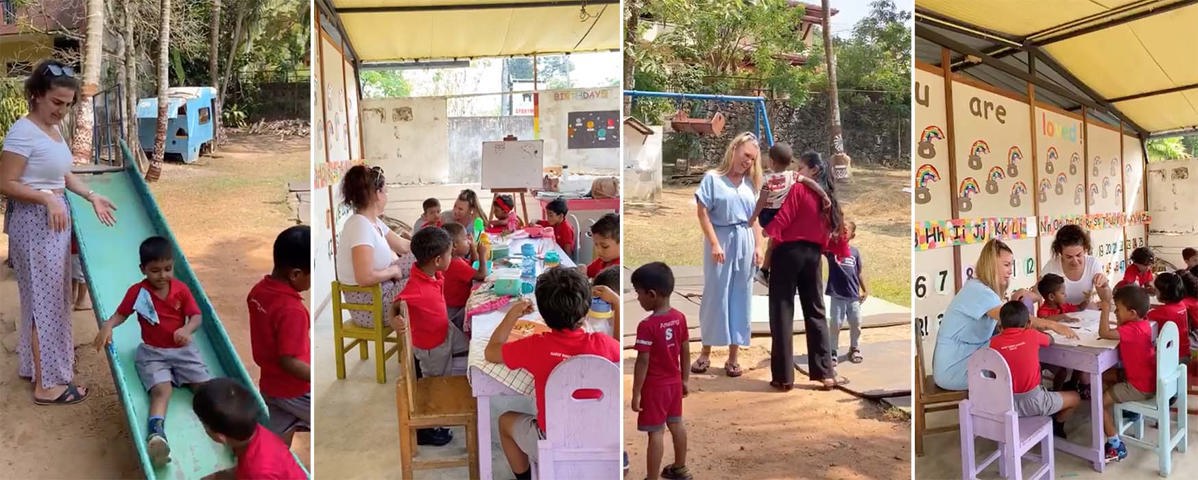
[
  {"x1": 331, "y1": 281, "x2": 400, "y2": 384},
  {"x1": 533, "y1": 355, "x2": 622, "y2": 479},
  {"x1": 394, "y1": 301, "x2": 480, "y2": 480},
  {"x1": 915, "y1": 333, "x2": 968, "y2": 457}
]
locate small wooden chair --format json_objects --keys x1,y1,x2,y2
[
  {"x1": 331, "y1": 281, "x2": 400, "y2": 384},
  {"x1": 915, "y1": 333, "x2": 968, "y2": 457},
  {"x1": 394, "y1": 301, "x2": 480, "y2": 480}
]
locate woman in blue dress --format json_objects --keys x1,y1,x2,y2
[{"x1": 691, "y1": 132, "x2": 764, "y2": 377}]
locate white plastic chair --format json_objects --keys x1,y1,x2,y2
[
  {"x1": 959, "y1": 348, "x2": 1053, "y2": 480},
  {"x1": 532, "y1": 355, "x2": 621, "y2": 480},
  {"x1": 1115, "y1": 321, "x2": 1188, "y2": 476},
  {"x1": 567, "y1": 213, "x2": 582, "y2": 262}
]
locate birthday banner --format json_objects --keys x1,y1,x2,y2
[
  {"x1": 1039, "y1": 211, "x2": 1151, "y2": 235},
  {"x1": 914, "y1": 216, "x2": 1031, "y2": 250}
]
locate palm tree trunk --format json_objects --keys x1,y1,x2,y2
[
  {"x1": 821, "y1": 0, "x2": 848, "y2": 180},
  {"x1": 123, "y1": 0, "x2": 141, "y2": 171},
  {"x1": 71, "y1": 0, "x2": 104, "y2": 165},
  {"x1": 623, "y1": 0, "x2": 639, "y2": 115},
  {"x1": 210, "y1": 0, "x2": 221, "y2": 151},
  {"x1": 148, "y1": 0, "x2": 171, "y2": 182}
]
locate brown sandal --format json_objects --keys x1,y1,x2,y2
[
  {"x1": 689, "y1": 358, "x2": 710, "y2": 374},
  {"x1": 724, "y1": 362, "x2": 743, "y2": 377}
]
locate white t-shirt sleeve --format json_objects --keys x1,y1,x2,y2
[
  {"x1": 2, "y1": 119, "x2": 36, "y2": 157},
  {"x1": 340, "y1": 215, "x2": 373, "y2": 249}
]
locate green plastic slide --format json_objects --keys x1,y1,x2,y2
[{"x1": 67, "y1": 142, "x2": 306, "y2": 479}]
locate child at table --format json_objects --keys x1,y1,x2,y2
[
  {"x1": 1147, "y1": 271, "x2": 1189, "y2": 363},
  {"x1": 1037, "y1": 273, "x2": 1079, "y2": 320},
  {"x1": 586, "y1": 213, "x2": 621, "y2": 279},
  {"x1": 1118, "y1": 247, "x2": 1156, "y2": 294},
  {"x1": 631, "y1": 262, "x2": 692, "y2": 480},
  {"x1": 990, "y1": 300, "x2": 1080, "y2": 438},
  {"x1": 413, "y1": 198, "x2": 442, "y2": 232},
  {"x1": 490, "y1": 194, "x2": 523, "y2": 233},
  {"x1": 536, "y1": 198, "x2": 575, "y2": 257},
  {"x1": 484, "y1": 267, "x2": 621, "y2": 480},
  {"x1": 1181, "y1": 268, "x2": 1198, "y2": 360},
  {"x1": 93, "y1": 236, "x2": 212, "y2": 467},
  {"x1": 443, "y1": 222, "x2": 489, "y2": 331},
  {"x1": 589, "y1": 265, "x2": 621, "y2": 339},
  {"x1": 193, "y1": 377, "x2": 306, "y2": 480},
  {"x1": 1096, "y1": 284, "x2": 1156, "y2": 464},
  {"x1": 1185, "y1": 247, "x2": 1198, "y2": 269}
]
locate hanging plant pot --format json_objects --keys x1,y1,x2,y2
[{"x1": 670, "y1": 110, "x2": 726, "y2": 136}]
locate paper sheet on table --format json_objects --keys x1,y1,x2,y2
[{"x1": 1047, "y1": 310, "x2": 1117, "y2": 349}]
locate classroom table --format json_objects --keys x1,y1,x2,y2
[
  {"x1": 1041, "y1": 309, "x2": 1120, "y2": 472},
  {"x1": 464, "y1": 234, "x2": 575, "y2": 480}
]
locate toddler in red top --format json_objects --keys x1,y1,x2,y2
[
  {"x1": 1116, "y1": 247, "x2": 1156, "y2": 294},
  {"x1": 193, "y1": 378, "x2": 306, "y2": 480},
  {"x1": 394, "y1": 227, "x2": 469, "y2": 379},
  {"x1": 1146, "y1": 272, "x2": 1190, "y2": 362},
  {"x1": 631, "y1": 262, "x2": 692, "y2": 480},
  {"x1": 1096, "y1": 284, "x2": 1157, "y2": 463},
  {"x1": 248, "y1": 226, "x2": 312, "y2": 448},
  {"x1": 585, "y1": 213, "x2": 621, "y2": 279},
  {"x1": 1036, "y1": 273, "x2": 1080, "y2": 319},
  {"x1": 413, "y1": 198, "x2": 443, "y2": 232},
  {"x1": 484, "y1": 267, "x2": 620, "y2": 480},
  {"x1": 1179, "y1": 268, "x2": 1198, "y2": 359},
  {"x1": 989, "y1": 301, "x2": 1080, "y2": 438},
  {"x1": 93, "y1": 236, "x2": 212, "y2": 468},
  {"x1": 441, "y1": 223, "x2": 489, "y2": 331},
  {"x1": 537, "y1": 198, "x2": 576, "y2": 257}
]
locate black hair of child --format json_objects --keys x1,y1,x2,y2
[
  {"x1": 1154, "y1": 271, "x2": 1186, "y2": 304},
  {"x1": 591, "y1": 213, "x2": 620, "y2": 240},
  {"x1": 999, "y1": 300, "x2": 1030, "y2": 329},
  {"x1": 630, "y1": 261, "x2": 675, "y2": 297},
  {"x1": 422, "y1": 197, "x2": 440, "y2": 212},
  {"x1": 139, "y1": 236, "x2": 173, "y2": 266},
  {"x1": 1185, "y1": 248, "x2": 1198, "y2": 262},
  {"x1": 546, "y1": 198, "x2": 569, "y2": 216},
  {"x1": 1177, "y1": 269, "x2": 1198, "y2": 299},
  {"x1": 442, "y1": 222, "x2": 466, "y2": 239},
  {"x1": 594, "y1": 265, "x2": 620, "y2": 292},
  {"x1": 273, "y1": 225, "x2": 310, "y2": 273},
  {"x1": 192, "y1": 377, "x2": 260, "y2": 442},
  {"x1": 1113, "y1": 285, "x2": 1151, "y2": 318},
  {"x1": 534, "y1": 267, "x2": 591, "y2": 330},
  {"x1": 1037, "y1": 273, "x2": 1065, "y2": 299},
  {"x1": 1130, "y1": 246, "x2": 1155, "y2": 266},
  {"x1": 768, "y1": 142, "x2": 793, "y2": 168},
  {"x1": 410, "y1": 227, "x2": 452, "y2": 264}
]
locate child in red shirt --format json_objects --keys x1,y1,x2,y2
[
  {"x1": 1117, "y1": 247, "x2": 1156, "y2": 294},
  {"x1": 193, "y1": 378, "x2": 306, "y2": 480},
  {"x1": 484, "y1": 267, "x2": 621, "y2": 480},
  {"x1": 1146, "y1": 272, "x2": 1189, "y2": 362},
  {"x1": 1181, "y1": 267, "x2": 1198, "y2": 361},
  {"x1": 489, "y1": 194, "x2": 523, "y2": 234},
  {"x1": 631, "y1": 262, "x2": 692, "y2": 480},
  {"x1": 536, "y1": 198, "x2": 576, "y2": 257},
  {"x1": 442, "y1": 223, "x2": 489, "y2": 330},
  {"x1": 589, "y1": 265, "x2": 622, "y2": 339},
  {"x1": 413, "y1": 198, "x2": 443, "y2": 232},
  {"x1": 94, "y1": 236, "x2": 211, "y2": 467},
  {"x1": 989, "y1": 301, "x2": 1080, "y2": 438},
  {"x1": 585, "y1": 213, "x2": 621, "y2": 278},
  {"x1": 393, "y1": 227, "x2": 468, "y2": 378},
  {"x1": 1036, "y1": 273, "x2": 1079, "y2": 319},
  {"x1": 248, "y1": 225, "x2": 311, "y2": 448},
  {"x1": 1096, "y1": 284, "x2": 1156, "y2": 463}
]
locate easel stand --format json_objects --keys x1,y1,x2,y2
[{"x1": 491, "y1": 188, "x2": 531, "y2": 226}]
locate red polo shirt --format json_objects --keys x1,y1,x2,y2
[
  {"x1": 587, "y1": 257, "x2": 619, "y2": 279},
  {"x1": 235, "y1": 424, "x2": 306, "y2": 479},
  {"x1": 762, "y1": 182, "x2": 829, "y2": 246},
  {"x1": 1117, "y1": 264, "x2": 1154, "y2": 289},
  {"x1": 443, "y1": 257, "x2": 476, "y2": 308},
  {"x1": 116, "y1": 278, "x2": 201, "y2": 349},
  {"x1": 1183, "y1": 297, "x2": 1198, "y2": 334},
  {"x1": 248, "y1": 275, "x2": 310, "y2": 398},
  {"x1": 396, "y1": 266, "x2": 449, "y2": 350},
  {"x1": 1147, "y1": 302, "x2": 1189, "y2": 361},
  {"x1": 1117, "y1": 320, "x2": 1156, "y2": 394},
  {"x1": 1037, "y1": 302, "x2": 1078, "y2": 318},
  {"x1": 635, "y1": 308, "x2": 688, "y2": 386},
  {"x1": 988, "y1": 327, "x2": 1050, "y2": 394},
  {"x1": 501, "y1": 328, "x2": 620, "y2": 431},
  {"x1": 538, "y1": 219, "x2": 576, "y2": 256}
]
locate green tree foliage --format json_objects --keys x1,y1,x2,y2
[
  {"x1": 831, "y1": 0, "x2": 912, "y2": 111},
  {"x1": 1146, "y1": 137, "x2": 1190, "y2": 162},
  {"x1": 361, "y1": 71, "x2": 412, "y2": 98}
]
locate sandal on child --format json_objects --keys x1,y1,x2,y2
[
  {"x1": 33, "y1": 383, "x2": 88, "y2": 406},
  {"x1": 661, "y1": 464, "x2": 694, "y2": 480},
  {"x1": 724, "y1": 362, "x2": 743, "y2": 377},
  {"x1": 690, "y1": 358, "x2": 710, "y2": 374},
  {"x1": 850, "y1": 348, "x2": 863, "y2": 364},
  {"x1": 770, "y1": 380, "x2": 794, "y2": 392}
]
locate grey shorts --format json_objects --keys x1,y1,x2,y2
[
  {"x1": 447, "y1": 306, "x2": 465, "y2": 332},
  {"x1": 413, "y1": 323, "x2": 469, "y2": 377},
  {"x1": 266, "y1": 393, "x2": 311, "y2": 435},
  {"x1": 134, "y1": 343, "x2": 212, "y2": 390},
  {"x1": 1013, "y1": 386, "x2": 1064, "y2": 417},
  {"x1": 511, "y1": 412, "x2": 545, "y2": 463},
  {"x1": 1110, "y1": 381, "x2": 1153, "y2": 404},
  {"x1": 71, "y1": 254, "x2": 83, "y2": 283}
]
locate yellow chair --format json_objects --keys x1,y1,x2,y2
[{"x1": 332, "y1": 281, "x2": 401, "y2": 384}]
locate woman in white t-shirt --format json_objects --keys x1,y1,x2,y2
[
  {"x1": 0, "y1": 60, "x2": 117, "y2": 406},
  {"x1": 337, "y1": 165, "x2": 414, "y2": 327},
  {"x1": 1040, "y1": 224, "x2": 1109, "y2": 308}
]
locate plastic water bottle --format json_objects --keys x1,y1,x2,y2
[{"x1": 521, "y1": 243, "x2": 537, "y2": 280}]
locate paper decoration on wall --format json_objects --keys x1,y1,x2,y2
[
  {"x1": 919, "y1": 126, "x2": 944, "y2": 158},
  {"x1": 567, "y1": 111, "x2": 621, "y2": 149},
  {"x1": 1055, "y1": 173, "x2": 1067, "y2": 195},
  {"x1": 914, "y1": 164, "x2": 940, "y2": 205},
  {"x1": 986, "y1": 166, "x2": 1005, "y2": 194},
  {"x1": 1092, "y1": 157, "x2": 1101, "y2": 177},
  {"x1": 1010, "y1": 181, "x2": 1027, "y2": 207},
  {"x1": 1007, "y1": 146, "x2": 1023, "y2": 177},
  {"x1": 968, "y1": 140, "x2": 990, "y2": 170},
  {"x1": 1038, "y1": 179, "x2": 1051, "y2": 202},
  {"x1": 1074, "y1": 184, "x2": 1084, "y2": 205},
  {"x1": 914, "y1": 216, "x2": 1031, "y2": 250},
  {"x1": 1070, "y1": 152, "x2": 1080, "y2": 175},
  {"x1": 1125, "y1": 164, "x2": 1133, "y2": 175},
  {"x1": 1037, "y1": 211, "x2": 1151, "y2": 236},
  {"x1": 959, "y1": 177, "x2": 980, "y2": 212},
  {"x1": 1088, "y1": 184, "x2": 1098, "y2": 205},
  {"x1": 1115, "y1": 184, "x2": 1123, "y2": 196},
  {"x1": 1046, "y1": 147, "x2": 1058, "y2": 173},
  {"x1": 1102, "y1": 177, "x2": 1111, "y2": 199},
  {"x1": 1110, "y1": 158, "x2": 1119, "y2": 177}
]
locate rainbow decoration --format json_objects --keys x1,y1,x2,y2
[
  {"x1": 1072, "y1": 152, "x2": 1080, "y2": 163},
  {"x1": 1039, "y1": 179, "x2": 1051, "y2": 193},
  {"x1": 1047, "y1": 147, "x2": 1059, "y2": 160},
  {"x1": 971, "y1": 140, "x2": 990, "y2": 156},
  {"x1": 960, "y1": 177, "x2": 981, "y2": 197},
  {"x1": 921, "y1": 126, "x2": 945, "y2": 142},
  {"x1": 1116, "y1": 184, "x2": 1124, "y2": 195},
  {"x1": 1090, "y1": 184, "x2": 1099, "y2": 196},
  {"x1": 1126, "y1": 164, "x2": 1133, "y2": 175},
  {"x1": 1056, "y1": 173, "x2": 1068, "y2": 185},
  {"x1": 1008, "y1": 146, "x2": 1023, "y2": 162},
  {"x1": 1075, "y1": 185, "x2": 1084, "y2": 194},
  {"x1": 988, "y1": 166, "x2": 1006, "y2": 182},
  {"x1": 1011, "y1": 181, "x2": 1028, "y2": 195},
  {"x1": 915, "y1": 164, "x2": 941, "y2": 187},
  {"x1": 1102, "y1": 177, "x2": 1111, "y2": 187}
]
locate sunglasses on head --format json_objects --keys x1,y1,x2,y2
[{"x1": 44, "y1": 64, "x2": 76, "y2": 78}]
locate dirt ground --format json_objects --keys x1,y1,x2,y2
[
  {"x1": 624, "y1": 167, "x2": 911, "y2": 306},
  {"x1": 0, "y1": 133, "x2": 310, "y2": 477},
  {"x1": 622, "y1": 325, "x2": 911, "y2": 480}
]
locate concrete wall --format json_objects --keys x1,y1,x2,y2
[
  {"x1": 361, "y1": 97, "x2": 450, "y2": 183},
  {"x1": 624, "y1": 124, "x2": 663, "y2": 203},
  {"x1": 1147, "y1": 158, "x2": 1198, "y2": 268}
]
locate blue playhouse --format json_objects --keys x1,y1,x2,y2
[{"x1": 136, "y1": 87, "x2": 216, "y2": 164}]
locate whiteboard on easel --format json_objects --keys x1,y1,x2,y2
[{"x1": 481, "y1": 140, "x2": 544, "y2": 190}]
